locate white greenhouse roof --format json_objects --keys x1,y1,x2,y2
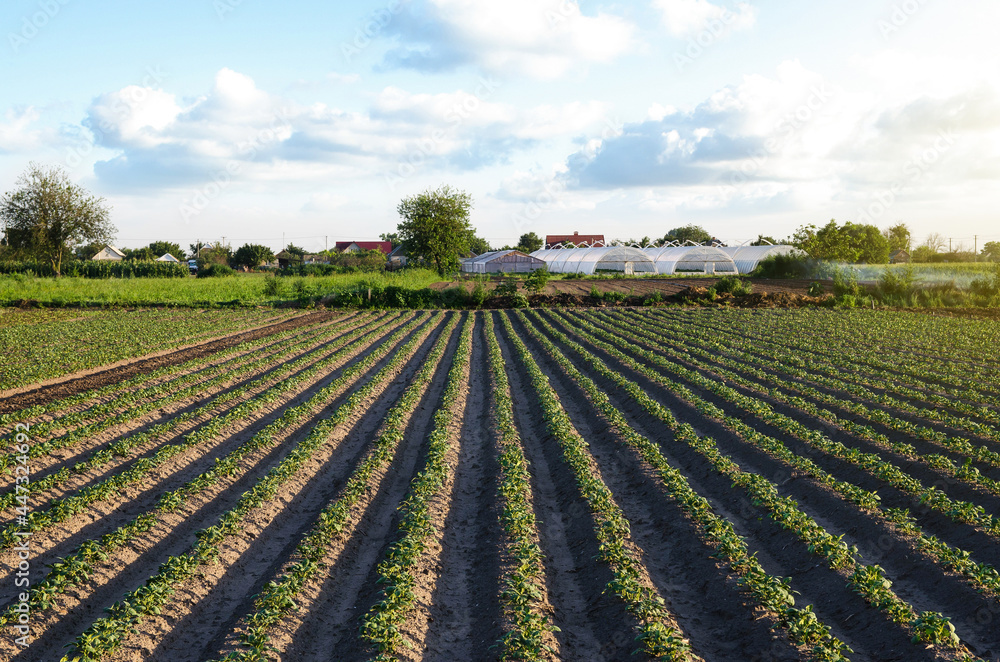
[
  {"x1": 719, "y1": 245, "x2": 798, "y2": 274},
  {"x1": 530, "y1": 246, "x2": 655, "y2": 275},
  {"x1": 642, "y1": 245, "x2": 738, "y2": 275}
]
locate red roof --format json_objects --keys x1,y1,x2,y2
[
  {"x1": 545, "y1": 232, "x2": 605, "y2": 248},
  {"x1": 334, "y1": 241, "x2": 392, "y2": 255}
]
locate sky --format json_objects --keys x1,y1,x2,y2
[{"x1": 1, "y1": 0, "x2": 998, "y2": 253}]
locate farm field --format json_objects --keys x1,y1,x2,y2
[
  {"x1": 1, "y1": 308, "x2": 999, "y2": 661},
  {"x1": 0, "y1": 308, "x2": 305, "y2": 392}
]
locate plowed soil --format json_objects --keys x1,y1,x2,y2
[{"x1": 2, "y1": 308, "x2": 997, "y2": 661}]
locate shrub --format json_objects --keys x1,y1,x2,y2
[
  {"x1": 807, "y1": 281, "x2": 824, "y2": 297},
  {"x1": 524, "y1": 267, "x2": 550, "y2": 293},
  {"x1": 715, "y1": 275, "x2": 753, "y2": 296},
  {"x1": 262, "y1": 274, "x2": 282, "y2": 296},
  {"x1": 470, "y1": 282, "x2": 488, "y2": 308},
  {"x1": 752, "y1": 252, "x2": 812, "y2": 278},
  {"x1": 196, "y1": 263, "x2": 236, "y2": 278},
  {"x1": 589, "y1": 285, "x2": 603, "y2": 300},
  {"x1": 511, "y1": 291, "x2": 530, "y2": 309},
  {"x1": 494, "y1": 280, "x2": 519, "y2": 298},
  {"x1": 439, "y1": 286, "x2": 469, "y2": 309},
  {"x1": 643, "y1": 292, "x2": 664, "y2": 306},
  {"x1": 832, "y1": 267, "x2": 861, "y2": 298},
  {"x1": 878, "y1": 265, "x2": 915, "y2": 299}
]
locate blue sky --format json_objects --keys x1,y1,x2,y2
[{"x1": 2, "y1": 0, "x2": 998, "y2": 253}]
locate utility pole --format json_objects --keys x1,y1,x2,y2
[
  {"x1": 325, "y1": 235, "x2": 328, "y2": 252},
  {"x1": 949, "y1": 237, "x2": 952, "y2": 253},
  {"x1": 975, "y1": 235, "x2": 978, "y2": 260}
]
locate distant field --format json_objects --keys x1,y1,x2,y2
[
  {"x1": 852, "y1": 261, "x2": 997, "y2": 286},
  {"x1": 0, "y1": 269, "x2": 442, "y2": 308},
  {"x1": 0, "y1": 307, "x2": 298, "y2": 390}
]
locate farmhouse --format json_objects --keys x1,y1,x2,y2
[
  {"x1": 460, "y1": 249, "x2": 546, "y2": 274},
  {"x1": 92, "y1": 246, "x2": 126, "y2": 261},
  {"x1": 889, "y1": 249, "x2": 911, "y2": 264},
  {"x1": 156, "y1": 253, "x2": 181, "y2": 263},
  {"x1": 545, "y1": 231, "x2": 605, "y2": 249}
]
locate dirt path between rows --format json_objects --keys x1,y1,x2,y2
[{"x1": 0, "y1": 311, "x2": 334, "y2": 414}]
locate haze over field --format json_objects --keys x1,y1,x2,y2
[{"x1": 1, "y1": 0, "x2": 998, "y2": 252}]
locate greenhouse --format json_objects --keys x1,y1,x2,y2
[
  {"x1": 460, "y1": 250, "x2": 546, "y2": 274},
  {"x1": 720, "y1": 244, "x2": 798, "y2": 274},
  {"x1": 642, "y1": 245, "x2": 738, "y2": 275},
  {"x1": 529, "y1": 246, "x2": 656, "y2": 275}
]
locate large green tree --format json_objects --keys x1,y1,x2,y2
[
  {"x1": 0, "y1": 163, "x2": 115, "y2": 275},
  {"x1": 793, "y1": 219, "x2": 889, "y2": 264},
  {"x1": 396, "y1": 185, "x2": 474, "y2": 275},
  {"x1": 882, "y1": 222, "x2": 911, "y2": 254},
  {"x1": 515, "y1": 232, "x2": 543, "y2": 253},
  {"x1": 232, "y1": 243, "x2": 275, "y2": 270},
  {"x1": 662, "y1": 224, "x2": 712, "y2": 246}
]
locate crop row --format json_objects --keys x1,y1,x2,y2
[
  {"x1": 483, "y1": 314, "x2": 554, "y2": 660},
  {"x1": 0, "y1": 313, "x2": 433, "y2": 631},
  {"x1": 530, "y1": 311, "x2": 976, "y2": 655},
  {"x1": 0, "y1": 313, "x2": 344, "y2": 457},
  {"x1": 563, "y1": 310, "x2": 1000, "y2": 599},
  {"x1": 210, "y1": 312, "x2": 461, "y2": 661},
  {"x1": 0, "y1": 313, "x2": 407, "y2": 548},
  {"x1": 58, "y1": 312, "x2": 444, "y2": 661},
  {"x1": 0, "y1": 315, "x2": 372, "y2": 512},
  {"x1": 499, "y1": 313, "x2": 695, "y2": 660},
  {"x1": 360, "y1": 314, "x2": 474, "y2": 660}
]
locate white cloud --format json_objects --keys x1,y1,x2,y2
[
  {"x1": 383, "y1": 0, "x2": 635, "y2": 78},
  {"x1": 652, "y1": 0, "x2": 756, "y2": 38},
  {"x1": 79, "y1": 69, "x2": 613, "y2": 192},
  {"x1": 0, "y1": 107, "x2": 44, "y2": 153}
]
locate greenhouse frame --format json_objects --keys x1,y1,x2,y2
[
  {"x1": 530, "y1": 246, "x2": 656, "y2": 275},
  {"x1": 720, "y1": 245, "x2": 798, "y2": 274},
  {"x1": 459, "y1": 250, "x2": 546, "y2": 274},
  {"x1": 641, "y1": 245, "x2": 738, "y2": 275}
]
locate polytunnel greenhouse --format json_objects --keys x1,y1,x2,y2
[
  {"x1": 720, "y1": 245, "x2": 798, "y2": 274},
  {"x1": 642, "y1": 245, "x2": 738, "y2": 275},
  {"x1": 529, "y1": 246, "x2": 656, "y2": 275}
]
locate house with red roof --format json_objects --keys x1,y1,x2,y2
[{"x1": 544, "y1": 231, "x2": 605, "y2": 249}]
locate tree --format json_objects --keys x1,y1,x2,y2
[
  {"x1": 793, "y1": 220, "x2": 889, "y2": 264},
  {"x1": 923, "y1": 233, "x2": 948, "y2": 253},
  {"x1": 284, "y1": 243, "x2": 306, "y2": 258},
  {"x1": 379, "y1": 231, "x2": 400, "y2": 246},
  {"x1": 199, "y1": 242, "x2": 232, "y2": 267},
  {"x1": 0, "y1": 163, "x2": 116, "y2": 275},
  {"x1": 750, "y1": 235, "x2": 778, "y2": 246},
  {"x1": 189, "y1": 241, "x2": 207, "y2": 258},
  {"x1": 515, "y1": 232, "x2": 543, "y2": 253},
  {"x1": 882, "y1": 223, "x2": 911, "y2": 253},
  {"x1": 232, "y1": 243, "x2": 275, "y2": 270},
  {"x1": 396, "y1": 185, "x2": 474, "y2": 276},
  {"x1": 148, "y1": 241, "x2": 184, "y2": 261},
  {"x1": 662, "y1": 224, "x2": 712, "y2": 246},
  {"x1": 123, "y1": 247, "x2": 156, "y2": 261},
  {"x1": 469, "y1": 235, "x2": 491, "y2": 255},
  {"x1": 982, "y1": 241, "x2": 1000, "y2": 262}
]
